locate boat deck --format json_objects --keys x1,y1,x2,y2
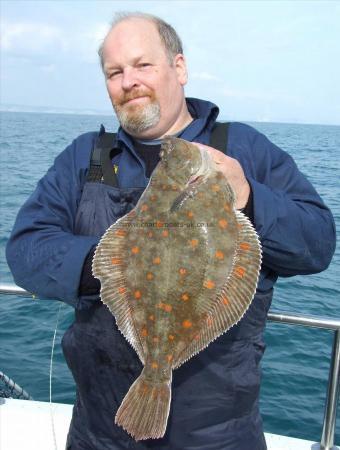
[{"x1": 0, "y1": 398, "x2": 324, "y2": 450}]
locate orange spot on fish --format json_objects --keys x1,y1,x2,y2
[
  {"x1": 221, "y1": 296, "x2": 229, "y2": 305},
  {"x1": 157, "y1": 302, "x2": 172, "y2": 312},
  {"x1": 215, "y1": 250, "x2": 224, "y2": 260},
  {"x1": 118, "y1": 287, "x2": 126, "y2": 294},
  {"x1": 156, "y1": 221, "x2": 164, "y2": 228},
  {"x1": 115, "y1": 229, "x2": 126, "y2": 237},
  {"x1": 153, "y1": 256, "x2": 161, "y2": 264},
  {"x1": 240, "y1": 242, "x2": 251, "y2": 251},
  {"x1": 235, "y1": 266, "x2": 246, "y2": 278},
  {"x1": 151, "y1": 362, "x2": 158, "y2": 369},
  {"x1": 189, "y1": 239, "x2": 199, "y2": 248},
  {"x1": 166, "y1": 354, "x2": 173, "y2": 362},
  {"x1": 141, "y1": 204, "x2": 149, "y2": 212},
  {"x1": 150, "y1": 194, "x2": 157, "y2": 201},
  {"x1": 223, "y1": 203, "x2": 231, "y2": 212},
  {"x1": 218, "y1": 219, "x2": 228, "y2": 229},
  {"x1": 146, "y1": 272, "x2": 154, "y2": 280},
  {"x1": 182, "y1": 320, "x2": 192, "y2": 329},
  {"x1": 187, "y1": 211, "x2": 194, "y2": 218},
  {"x1": 149, "y1": 314, "x2": 155, "y2": 321},
  {"x1": 141, "y1": 328, "x2": 148, "y2": 337},
  {"x1": 162, "y1": 230, "x2": 169, "y2": 237},
  {"x1": 172, "y1": 185, "x2": 178, "y2": 191},
  {"x1": 168, "y1": 334, "x2": 175, "y2": 341},
  {"x1": 211, "y1": 184, "x2": 220, "y2": 192},
  {"x1": 179, "y1": 268, "x2": 187, "y2": 276},
  {"x1": 204, "y1": 279, "x2": 215, "y2": 289},
  {"x1": 131, "y1": 246, "x2": 140, "y2": 254},
  {"x1": 194, "y1": 333, "x2": 200, "y2": 341},
  {"x1": 181, "y1": 293, "x2": 190, "y2": 302},
  {"x1": 141, "y1": 383, "x2": 149, "y2": 394},
  {"x1": 134, "y1": 290, "x2": 142, "y2": 299},
  {"x1": 206, "y1": 317, "x2": 213, "y2": 327},
  {"x1": 111, "y1": 257, "x2": 122, "y2": 265}
]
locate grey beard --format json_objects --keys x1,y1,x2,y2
[{"x1": 116, "y1": 102, "x2": 161, "y2": 135}]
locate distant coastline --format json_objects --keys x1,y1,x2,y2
[
  {"x1": 0, "y1": 103, "x2": 113, "y2": 117},
  {"x1": 1, "y1": 104, "x2": 339, "y2": 127}
]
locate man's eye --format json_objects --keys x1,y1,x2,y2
[
  {"x1": 138, "y1": 63, "x2": 151, "y2": 69},
  {"x1": 107, "y1": 71, "x2": 121, "y2": 79}
]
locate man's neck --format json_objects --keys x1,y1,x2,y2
[
  {"x1": 159, "y1": 110, "x2": 193, "y2": 138},
  {"x1": 124, "y1": 100, "x2": 194, "y2": 140}
]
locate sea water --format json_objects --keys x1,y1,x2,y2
[{"x1": 0, "y1": 111, "x2": 339, "y2": 443}]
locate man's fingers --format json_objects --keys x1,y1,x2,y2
[{"x1": 192, "y1": 142, "x2": 226, "y2": 163}]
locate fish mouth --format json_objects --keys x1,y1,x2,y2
[
  {"x1": 188, "y1": 174, "x2": 204, "y2": 185},
  {"x1": 188, "y1": 148, "x2": 211, "y2": 183}
]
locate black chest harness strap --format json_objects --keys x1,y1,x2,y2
[{"x1": 86, "y1": 122, "x2": 229, "y2": 188}]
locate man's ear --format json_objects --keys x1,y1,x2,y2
[{"x1": 174, "y1": 54, "x2": 188, "y2": 86}]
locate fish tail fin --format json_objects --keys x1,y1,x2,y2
[{"x1": 115, "y1": 370, "x2": 172, "y2": 441}]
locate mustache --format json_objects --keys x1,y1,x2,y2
[{"x1": 116, "y1": 90, "x2": 153, "y2": 106}]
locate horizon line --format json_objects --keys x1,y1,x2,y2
[{"x1": 1, "y1": 104, "x2": 339, "y2": 128}]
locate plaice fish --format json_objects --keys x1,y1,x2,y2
[{"x1": 92, "y1": 136, "x2": 262, "y2": 441}]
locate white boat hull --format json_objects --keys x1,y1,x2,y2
[{"x1": 0, "y1": 398, "x2": 331, "y2": 450}]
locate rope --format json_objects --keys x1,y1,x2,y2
[{"x1": 49, "y1": 301, "x2": 64, "y2": 450}]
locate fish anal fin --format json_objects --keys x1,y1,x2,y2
[
  {"x1": 92, "y1": 220, "x2": 146, "y2": 363},
  {"x1": 173, "y1": 211, "x2": 261, "y2": 368},
  {"x1": 99, "y1": 281, "x2": 146, "y2": 363}
]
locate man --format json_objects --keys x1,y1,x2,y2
[{"x1": 6, "y1": 12, "x2": 335, "y2": 450}]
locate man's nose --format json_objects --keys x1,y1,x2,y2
[{"x1": 121, "y1": 67, "x2": 139, "y2": 91}]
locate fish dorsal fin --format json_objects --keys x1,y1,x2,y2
[
  {"x1": 92, "y1": 214, "x2": 147, "y2": 363},
  {"x1": 173, "y1": 210, "x2": 262, "y2": 368}
]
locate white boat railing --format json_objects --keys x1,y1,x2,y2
[{"x1": 0, "y1": 282, "x2": 339, "y2": 450}]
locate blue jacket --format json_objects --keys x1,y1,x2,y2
[
  {"x1": 6, "y1": 98, "x2": 336, "y2": 450},
  {"x1": 6, "y1": 99, "x2": 335, "y2": 306}
]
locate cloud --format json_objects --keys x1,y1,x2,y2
[
  {"x1": 90, "y1": 23, "x2": 110, "y2": 45},
  {"x1": 222, "y1": 87, "x2": 268, "y2": 101},
  {"x1": 76, "y1": 23, "x2": 110, "y2": 64},
  {"x1": 0, "y1": 20, "x2": 109, "y2": 66},
  {"x1": 41, "y1": 64, "x2": 56, "y2": 73},
  {"x1": 191, "y1": 71, "x2": 221, "y2": 82},
  {"x1": 221, "y1": 87, "x2": 297, "y2": 104},
  {"x1": 1, "y1": 22, "x2": 67, "y2": 56}
]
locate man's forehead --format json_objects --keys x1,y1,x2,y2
[
  {"x1": 106, "y1": 18, "x2": 161, "y2": 46},
  {"x1": 102, "y1": 18, "x2": 166, "y2": 65}
]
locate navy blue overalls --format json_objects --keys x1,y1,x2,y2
[{"x1": 62, "y1": 123, "x2": 269, "y2": 450}]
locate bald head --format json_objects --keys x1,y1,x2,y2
[{"x1": 98, "y1": 12, "x2": 183, "y2": 70}]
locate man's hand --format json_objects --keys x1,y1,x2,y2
[{"x1": 193, "y1": 143, "x2": 250, "y2": 209}]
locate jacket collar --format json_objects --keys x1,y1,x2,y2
[
  {"x1": 98, "y1": 98, "x2": 220, "y2": 188},
  {"x1": 114, "y1": 97, "x2": 220, "y2": 150}
]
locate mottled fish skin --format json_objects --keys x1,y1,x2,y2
[{"x1": 92, "y1": 136, "x2": 262, "y2": 441}]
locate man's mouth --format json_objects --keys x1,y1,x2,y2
[{"x1": 122, "y1": 95, "x2": 149, "y2": 105}]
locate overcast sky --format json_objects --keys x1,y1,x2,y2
[{"x1": 1, "y1": 1, "x2": 340, "y2": 124}]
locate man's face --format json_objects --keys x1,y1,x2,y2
[{"x1": 101, "y1": 18, "x2": 188, "y2": 139}]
